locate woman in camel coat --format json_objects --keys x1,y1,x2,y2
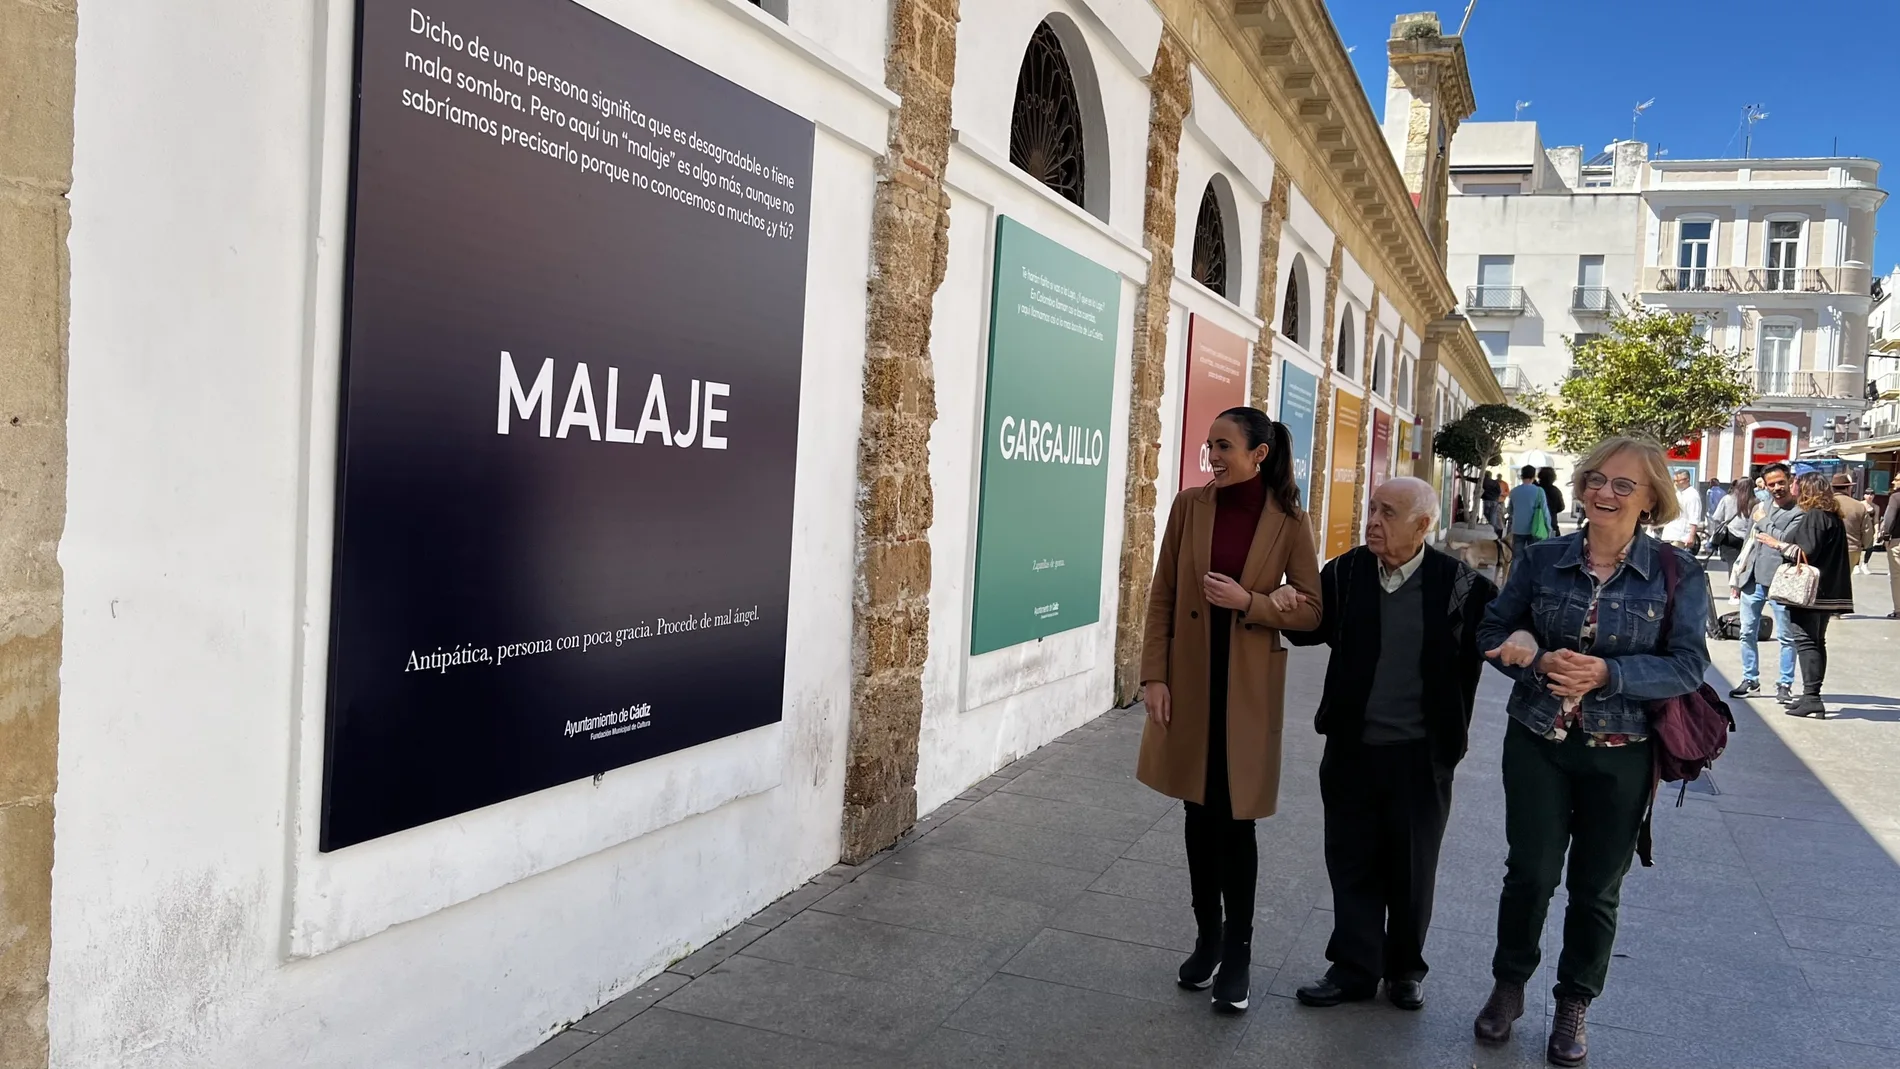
[{"x1": 1138, "y1": 406, "x2": 1322, "y2": 1014}]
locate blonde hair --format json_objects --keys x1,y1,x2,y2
[
  {"x1": 1571, "y1": 437, "x2": 1679, "y2": 525},
  {"x1": 1795, "y1": 473, "x2": 1840, "y2": 513}
]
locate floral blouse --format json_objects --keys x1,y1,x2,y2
[{"x1": 1542, "y1": 536, "x2": 1650, "y2": 748}]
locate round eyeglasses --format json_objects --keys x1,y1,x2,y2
[{"x1": 1581, "y1": 471, "x2": 1639, "y2": 498}]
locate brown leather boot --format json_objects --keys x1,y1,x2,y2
[
  {"x1": 1472, "y1": 980, "x2": 1524, "y2": 1045},
  {"x1": 1548, "y1": 995, "x2": 1589, "y2": 1067}
]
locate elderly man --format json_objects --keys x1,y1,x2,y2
[
  {"x1": 1287, "y1": 477, "x2": 1498, "y2": 1011},
  {"x1": 1660, "y1": 469, "x2": 1704, "y2": 549}
]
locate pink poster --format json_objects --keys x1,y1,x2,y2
[
  {"x1": 1368, "y1": 409, "x2": 1393, "y2": 507},
  {"x1": 1178, "y1": 315, "x2": 1251, "y2": 490}
]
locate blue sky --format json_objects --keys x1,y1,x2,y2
[{"x1": 1324, "y1": 0, "x2": 1898, "y2": 274}]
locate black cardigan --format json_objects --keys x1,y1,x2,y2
[
  {"x1": 1286, "y1": 545, "x2": 1498, "y2": 768},
  {"x1": 1787, "y1": 508, "x2": 1853, "y2": 614}
]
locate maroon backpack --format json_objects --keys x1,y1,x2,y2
[{"x1": 1636, "y1": 548, "x2": 1737, "y2": 867}]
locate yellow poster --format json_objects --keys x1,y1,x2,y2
[{"x1": 1326, "y1": 389, "x2": 1365, "y2": 559}]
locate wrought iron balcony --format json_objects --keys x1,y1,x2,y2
[
  {"x1": 1492, "y1": 363, "x2": 1532, "y2": 396},
  {"x1": 1646, "y1": 264, "x2": 1870, "y2": 297},
  {"x1": 1874, "y1": 372, "x2": 1900, "y2": 400},
  {"x1": 1650, "y1": 266, "x2": 1744, "y2": 293},
  {"x1": 1466, "y1": 286, "x2": 1526, "y2": 315},
  {"x1": 1754, "y1": 368, "x2": 1863, "y2": 400},
  {"x1": 1571, "y1": 287, "x2": 1618, "y2": 315}
]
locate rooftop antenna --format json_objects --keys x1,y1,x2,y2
[
  {"x1": 1458, "y1": 0, "x2": 1477, "y2": 35},
  {"x1": 1631, "y1": 98, "x2": 1655, "y2": 141},
  {"x1": 1515, "y1": 99, "x2": 1532, "y2": 121},
  {"x1": 1743, "y1": 104, "x2": 1769, "y2": 158}
]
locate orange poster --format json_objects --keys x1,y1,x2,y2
[{"x1": 1325, "y1": 389, "x2": 1365, "y2": 559}]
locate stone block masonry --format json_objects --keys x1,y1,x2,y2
[
  {"x1": 840, "y1": 0, "x2": 960, "y2": 864},
  {"x1": 1247, "y1": 169, "x2": 1291, "y2": 410},
  {"x1": 1111, "y1": 30, "x2": 1191, "y2": 707},
  {"x1": 1305, "y1": 242, "x2": 1344, "y2": 545},
  {"x1": 0, "y1": 0, "x2": 76, "y2": 1063}
]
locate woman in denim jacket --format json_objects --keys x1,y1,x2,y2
[{"x1": 1469, "y1": 437, "x2": 1711, "y2": 1067}]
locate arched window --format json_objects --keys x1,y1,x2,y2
[
  {"x1": 1010, "y1": 22, "x2": 1087, "y2": 210},
  {"x1": 1190, "y1": 181, "x2": 1229, "y2": 299},
  {"x1": 1398, "y1": 357, "x2": 1414, "y2": 409},
  {"x1": 1336, "y1": 311, "x2": 1356, "y2": 376},
  {"x1": 1372, "y1": 338, "x2": 1389, "y2": 395},
  {"x1": 1280, "y1": 258, "x2": 1305, "y2": 348}
]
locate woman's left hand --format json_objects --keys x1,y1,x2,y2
[
  {"x1": 1543, "y1": 650, "x2": 1610, "y2": 698},
  {"x1": 1202, "y1": 573, "x2": 1253, "y2": 611}
]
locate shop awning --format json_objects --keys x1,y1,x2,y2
[{"x1": 1801, "y1": 432, "x2": 1900, "y2": 459}]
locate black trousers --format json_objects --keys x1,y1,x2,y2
[
  {"x1": 1318, "y1": 737, "x2": 1453, "y2": 987},
  {"x1": 1785, "y1": 608, "x2": 1832, "y2": 696},
  {"x1": 1183, "y1": 606, "x2": 1256, "y2": 933}
]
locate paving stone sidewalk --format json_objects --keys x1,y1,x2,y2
[{"x1": 511, "y1": 568, "x2": 1900, "y2": 1068}]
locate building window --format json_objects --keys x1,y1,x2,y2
[
  {"x1": 1677, "y1": 220, "x2": 1713, "y2": 289},
  {"x1": 1190, "y1": 181, "x2": 1228, "y2": 299},
  {"x1": 1758, "y1": 323, "x2": 1797, "y2": 392},
  {"x1": 1398, "y1": 358, "x2": 1413, "y2": 410},
  {"x1": 1372, "y1": 338, "x2": 1389, "y2": 395},
  {"x1": 1764, "y1": 220, "x2": 1801, "y2": 291},
  {"x1": 1009, "y1": 22, "x2": 1087, "y2": 210},
  {"x1": 1573, "y1": 332, "x2": 1601, "y2": 351},
  {"x1": 1478, "y1": 330, "x2": 1510, "y2": 366},
  {"x1": 1280, "y1": 259, "x2": 1305, "y2": 349},
  {"x1": 1690, "y1": 316, "x2": 1714, "y2": 345},
  {"x1": 1336, "y1": 312, "x2": 1357, "y2": 376},
  {"x1": 1472, "y1": 255, "x2": 1515, "y2": 311}
]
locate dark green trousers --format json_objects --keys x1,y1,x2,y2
[{"x1": 1492, "y1": 718, "x2": 1652, "y2": 999}]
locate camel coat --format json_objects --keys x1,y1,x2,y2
[{"x1": 1136, "y1": 484, "x2": 1323, "y2": 819}]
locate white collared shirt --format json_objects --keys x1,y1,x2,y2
[{"x1": 1377, "y1": 545, "x2": 1427, "y2": 593}]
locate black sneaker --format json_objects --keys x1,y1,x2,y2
[
  {"x1": 1775, "y1": 683, "x2": 1794, "y2": 705},
  {"x1": 1728, "y1": 679, "x2": 1759, "y2": 699},
  {"x1": 1177, "y1": 925, "x2": 1222, "y2": 990},
  {"x1": 1211, "y1": 931, "x2": 1251, "y2": 1013}
]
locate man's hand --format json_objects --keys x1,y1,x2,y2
[
  {"x1": 1542, "y1": 649, "x2": 1610, "y2": 698},
  {"x1": 1143, "y1": 681, "x2": 1171, "y2": 727},
  {"x1": 1265, "y1": 584, "x2": 1306, "y2": 613},
  {"x1": 1202, "y1": 573, "x2": 1252, "y2": 611},
  {"x1": 1486, "y1": 629, "x2": 1540, "y2": 668}
]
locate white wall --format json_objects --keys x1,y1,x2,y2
[
  {"x1": 52, "y1": 1, "x2": 891, "y2": 1066},
  {"x1": 914, "y1": 1, "x2": 1155, "y2": 816}
]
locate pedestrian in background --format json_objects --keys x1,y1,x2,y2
[
  {"x1": 1704, "y1": 479, "x2": 1727, "y2": 526},
  {"x1": 1756, "y1": 474, "x2": 1852, "y2": 719},
  {"x1": 1539, "y1": 467, "x2": 1566, "y2": 536},
  {"x1": 1482, "y1": 471, "x2": 1504, "y2": 532},
  {"x1": 1709, "y1": 478, "x2": 1756, "y2": 598},
  {"x1": 1138, "y1": 407, "x2": 1322, "y2": 1015},
  {"x1": 1729, "y1": 464, "x2": 1801, "y2": 705},
  {"x1": 1882, "y1": 492, "x2": 1900, "y2": 619},
  {"x1": 1506, "y1": 465, "x2": 1552, "y2": 559},
  {"x1": 1474, "y1": 437, "x2": 1711, "y2": 1068},
  {"x1": 1659, "y1": 469, "x2": 1704, "y2": 550},
  {"x1": 1286, "y1": 478, "x2": 1496, "y2": 1014},
  {"x1": 1860, "y1": 492, "x2": 1882, "y2": 575},
  {"x1": 1831, "y1": 474, "x2": 1873, "y2": 577}
]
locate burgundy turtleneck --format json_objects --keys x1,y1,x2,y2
[{"x1": 1210, "y1": 475, "x2": 1268, "y2": 579}]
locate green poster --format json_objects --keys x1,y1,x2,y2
[{"x1": 970, "y1": 217, "x2": 1122, "y2": 655}]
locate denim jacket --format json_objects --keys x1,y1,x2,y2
[{"x1": 1479, "y1": 532, "x2": 1711, "y2": 737}]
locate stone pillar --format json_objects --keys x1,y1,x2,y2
[
  {"x1": 1305, "y1": 242, "x2": 1344, "y2": 544},
  {"x1": 840, "y1": 0, "x2": 959, "y2": 863},
  {"x1": 1247, "y1": 169, "x2": 1292, "y2": 408},
  {"x1": 1111, "y1": 31, "x2": 1191, "y2": 707},
  {"x1": 0, "y1": 1, "x2": 75, "y2": 1065},
  {"x1": 1350, "y1": 294, "x2": 1380, "y2": 537}
]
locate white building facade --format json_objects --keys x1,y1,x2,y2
[{"x1": 1446, "y1": 120, "x2": 1887, "y2": 482}]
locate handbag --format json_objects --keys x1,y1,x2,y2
[
  {"x1": 1767, "y1": 547, "x2": 1820, "y2": 608},
  {"x1": 1529, "y1": 493, "x2": 1552, "y2": 540}
]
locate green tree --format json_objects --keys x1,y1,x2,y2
[
  {"x1": 1539, "y1": 303, "x2": 1756, "y2": 453},
  {"x1": 1433, "y1": 403, "x2": 1534, "y2": 471}
]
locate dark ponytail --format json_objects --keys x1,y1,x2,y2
[{"x1": 1217, "y1": 405, "x2": 1301, "y2": 517}]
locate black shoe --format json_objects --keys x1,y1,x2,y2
[
  {"x1": 1548, "y1": 995, "x2": 1590, "y2": 1067},
  {"x1": 1728, "y1": 679, "x2": 1760, "y2": 699},
  {"x1": 1211, "y1": 931, "x2": 1251, "y2": 1013},
  {"x1": 1295, "y1": 976, "x2": 1377, "y2": 1007},
  {"x1": 1775, "y1": 683, "x2": 1794, "y2": 705},
  {"x1": 1386, "y1": 978, "x2": 1425, "y2": 1011},
  {"x1": 1785, "y1": 695, "x2": 1827, "y2": 719},
  {"x1": 1177, "y1": 922, "x2": 1222, "y2": 990}
]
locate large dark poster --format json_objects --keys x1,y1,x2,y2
[{"x1": 322, "y1": 0, "x2": 814, "y2": 850}]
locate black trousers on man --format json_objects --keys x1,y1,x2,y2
[{"x1": 1318, "y1": 737, "x2": 1454, "y2": 989}]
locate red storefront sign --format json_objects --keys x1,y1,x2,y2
[{"x1": 1750, "y1": 428, "x2": 1793, "y2": 464}]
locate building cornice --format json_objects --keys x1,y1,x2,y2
[
  {"x1": 1426, "y1": 315, "x2": 1506, "y2": 405},
  {"x1": 1154, "y1": 0, "x2": 1458, "y2": 331}
]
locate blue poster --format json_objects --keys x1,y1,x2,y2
[{"x1": 1277, "y1": 363, "x2": 1318, "y2": 512}]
